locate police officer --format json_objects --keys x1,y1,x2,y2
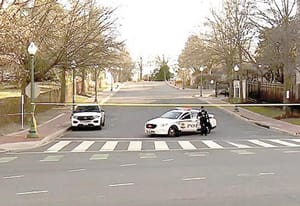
[{"x1": 198, "y1": 106, "x2": 209, "y2": 136}]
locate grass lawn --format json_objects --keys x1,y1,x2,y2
[
  {"x1": 76, "y1": 95, "x2": 93, "y2": 103},
  {"x1": 244, "y1": 106, "x2": 285, "y2": 118},
  {"x1": 283, "y1": 118, "x2": 300, "y2": 126},
  {"x1": 0, "y1": 89, "x2": 21, "y2": 99}
]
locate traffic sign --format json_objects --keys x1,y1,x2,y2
[{"x1": 25, "y1": 83, "x2": 40, "y2": 98}]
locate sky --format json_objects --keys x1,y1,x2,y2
[{"x1": 99, "y1": 0, "x2": 223, "y2": 72}]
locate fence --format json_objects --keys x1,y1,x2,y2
[
  {"x1": 247, "y1": 82, "x2": 284, "y2": 103},
  {"x1": 0, "y1": 87, "x2": 62, "y2": 128}
]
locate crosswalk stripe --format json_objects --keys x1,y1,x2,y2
[
  {"x1": 154, "y1": 141, "x2": 169, "y2": 150},
  {"x1": 40, "y1": 155, "x2": 64, "y2": 162},
  {"x1": 0, "y1": 157, "x2": 17, "y2": 163},
  {"x1": 268, "y1": 139, "x2": 299, "y2": 147},
  {"x1": 248, "y1": 140, "x2": 276, "y2": 148},
  {"x1": 128, "y1": 141, "x2": 142, "y2": 151},
  {"x1": 178, "y1": 141, "x2": 197, "y2": 150},
  {"x1": 71, "y1": 141, "x2": 95, "y2": 152},
  {"x1": 202, "y1": 140, "x2": 223, "y2": 149},
  {"x1": 46, "y1": 141, "x2": 71, "y2": 153},
  {"x1": 100, "y1": 141, "x2": 118, "y2": 151},
  {"x1": 227, "y1": 142, "x2": 251, "y2": 149}
]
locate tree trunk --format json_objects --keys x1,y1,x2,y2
[
  {"x1": 282, "y1": 18, "x2": 294, "y2": 116},
  {"x1": 81, "y1": 69, "x2": 86, "y2": 95},
  {"x1": 226, "y1": 58, "x2": 234, "y2": 99},
  {"x1": 60, "y1": 68, "x2": 66, "y2": 103}
]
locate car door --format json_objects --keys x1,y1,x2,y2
[{"x1": 179, "y1": 112, "x2": 197, "y2": 132}]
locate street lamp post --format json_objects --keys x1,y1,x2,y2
[
  {"x1": 234, "y1": 65, "x2": 239, "y2": 80},
  {"x1": 233, "y1": 64, "x2": 240, "y2": 112},
  {"x1": 71, "y1": 60, "x2": 76, "y2": 112},
  {"x1": 27, "y1": 42, "x2": 39, "y2": 138},
  {"x1": 199, "y1": 66, "x2": 204, "y2": 97},
  {"x1": 210, "y1": 79, "x2": 214, "y2": 91}
]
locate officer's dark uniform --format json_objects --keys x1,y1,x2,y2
[{"x1": 198, "y1": 107, "x2": 209, "y2": 136}]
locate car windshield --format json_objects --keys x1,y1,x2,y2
[
  {"x1": 74, "y1": 106, "x2": 100, "y2": 113},
  {"x1": 160, "y1": 111, "x2": 183, "y2": 119}
]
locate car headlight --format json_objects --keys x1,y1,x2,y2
[
  {"x1": 93, "y1": 115, "x2": 101, "y2": 119},
  {"x1": 160, "y1": 123, "x2": 169, "y2": 127},
  {"x1": 72, "y1": 116, "x2": 78, "y2": 119}
]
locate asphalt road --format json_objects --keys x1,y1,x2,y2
[
  {"x1": 1, "y1": 81, "x2": 300, "y2": 206},
  {"x1": 62, "y1": 81, "x2": 292, "y2": 140}
]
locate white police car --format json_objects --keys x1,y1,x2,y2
[
  {"x1": 145, "y1": 108, "x2": 216, "y2": 137},
  {"x1": 71, "y1": 104, "x2": 105, "y2": 130}
]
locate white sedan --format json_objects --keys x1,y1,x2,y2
[{"x1": 145, "y1": 108, "x2": 216, "y2": 137}]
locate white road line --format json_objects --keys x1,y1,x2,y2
[
  {"x1": 40, "y1": 155, "x2": 64, "y2": 162},
  {"x1": 154, "y1": 141, "x2": 169, "y2": 150},
  {"x1": 46, "y1": 141, "x2": 71, "y2": 153},
  {"x1": 248, "y1": 139, "x2": 276, "y2": 148},
  {"x1": 16, "y1": 190, "x2": 48, "y2": 196},
  {"x1": 120, "y1": 163, "x2": 137, "y2": 167},
  {"x1": 227, "y1": 141, "x2": 251, "y2": 149},
  {"x1": 140, "y1": 153, "x2": 157, "y2": 159},
  {"x1": 68, "y1": 168, "x2": 86, "y2": 172},
  {"x1": 0, "y1": 157, "x2": 17, "y2": 163},
  {"x1": 127, "y1": 141, "x2": 142, "y2": 151},
  {"x1": 268, "y1": 139, "x2": 299, "y2": 147},
  {"x1": 185, "y1": 152, "x2": 208, "y2": 157},
  {"x1": 100, "y1": 141, "x2": 118, "y2": 151},
  {"x1": 3, "y1": 175, "x2": 24, "y2": 179},
  {"x1": 259, "y1": 172, "x2": 275, "y2": 176},
  {"x1": 178, "y1": 141, "x2": 197, "y2": 150},
  {"x1": 202, "y1": 140, "x2": 223, "y2": 149},
  {"x1": 71, "y1": 141, "x2": 95, "y2": 152},
  {"x1": 90, "y1": 154, "x2": 109, "y2": 160},
  {"x1": 289, "y1": 139, "x2": 300, "y2": 143},
  {"x1": 109, "y1": 183, "x2": 134, "y2": 187},
  {"x1": 162, "y1": 159, "x2": 174, "y2": 162},
  {"x1": 182, "y1": 177, "x2": 206, "y2": 181},
  {"x1": 231, "y1": 150, "x2": 255, "y2": 155},
  {"x1": 284, "y1": 150, "x2": 300, "y2": 153}
]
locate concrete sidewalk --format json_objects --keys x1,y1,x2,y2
[
  {"x1": 205, "y1": 96, "x2": 300, "y2": 137},
  {"x1": 166, "y1": 81, "x2": 300, "y2": 137},
  {"x1": 0, "y1": 87, "x2": 120, "y2": 152}
]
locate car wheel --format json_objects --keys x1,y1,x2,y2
[
  {"x1": 101, "y1": 118, "x2": 105, "y2": 126},
  {"x1": 168, "y1": 126, "x2": 180, "y2": 137},
  {"x1": 71, "y1": 126, "x2": 77, "y2": 131},
  {"x1": 97, "y1": 124, "x2": 102, "y2": 130}
]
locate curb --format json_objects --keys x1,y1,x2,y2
[
  {"x1": 0, "y1": 126, "x2": 70, "y2": 153},
  {"x1": 202, "y1": 99, "x2": 300, "y2": 137}
]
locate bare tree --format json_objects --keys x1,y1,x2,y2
[
  {"x1": 0, "y1": 0, "x2": 124, "y2": 102},
  {"x1": 251, "y1": 0, "x2": 298, "y2": 114},
  {"x1": 178, "y1": 35, "x2": 207, "y2": 70}
]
